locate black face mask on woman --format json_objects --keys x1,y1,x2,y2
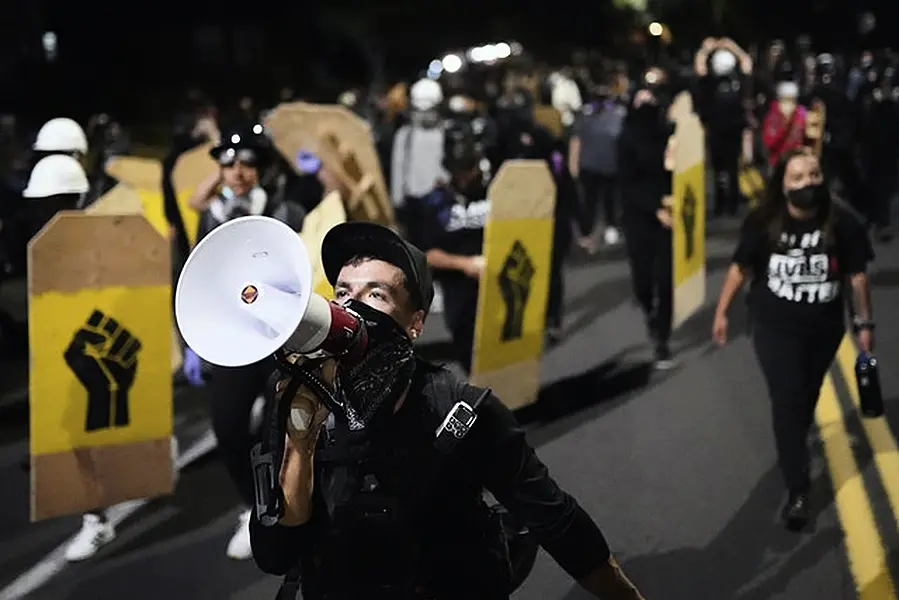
[{"x1": 787, "y1": 183, "x2": 829, "y2": 210}]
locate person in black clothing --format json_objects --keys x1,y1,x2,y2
[
  {"x1": 182, "y1": 126, "x2": 305, "y2": 560},
  {"x1": 618, "y1": 70, "x2": 676, "y2": 368},
  {"x1": 811, "y1": 54, "x2": 866, "y2": 218},
  {"x1": 249, "y1": 221, "x2": 645, "y2": 599},
  {"x1": 693, "y1": 37, "x2": 753, "y2": 217},
  {"x1": 418, "y1": 117, "x2": 490, "y2": 373},
  {"x1": 858, "y1": 67, "x2": 899, "y2": 241},
  {"x1": 712, "y1": 149, "x2": 875, "y2": 531}
]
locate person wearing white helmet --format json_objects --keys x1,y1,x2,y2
[
  {"x1": 32, "y1": 117, "x2": 89, "y2": 158},
  {"x1": 22, "y1": 155, "x2": 177, "y2": 562},
  {"x1": 21, "y1": 154, "x2": 89, "y2": 240},
  {"x1": 390, "y1": 78, "x2": 447, "y2": 242},
  {"x1": 694, "y1": 37, "x2": 754, "y2": 217},
  {"x1": 21, "y1": 155, "x2": 118, "y2": 561},
  {"x1": 29, "y1": 117, "x2": 102, "y2": 209}
]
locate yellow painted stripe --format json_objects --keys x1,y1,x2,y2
[
  {"x1": 815, "y1": 370, "x2": 896, "y2": 598},
  {"x1": 836, "y1": 335, "x2": 899, "y2": 531}
]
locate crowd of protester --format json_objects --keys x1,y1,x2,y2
[{"x1": 0, "y1": 32, "x2": 896, "y2": 563}]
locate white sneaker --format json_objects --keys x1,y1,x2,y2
[
  {"x1": 603, "y1": 227, "x2": 621, "y2": 246},
  {"x1": 249, "y1": 395, "x2": 266, "y2": 434},
  {"x1": 226, "y1": 509, "x2": 253, "y2": 560},
  {"x1": 65, "y1": 514, "x2": 115, "y2": 562}
]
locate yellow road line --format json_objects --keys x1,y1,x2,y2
[
  {"x1": 815, "y1": 368, "x2": 896, "y2": 598},
  {"x1": 836, "y1": 335, "x2": 899, "y2": 530}
]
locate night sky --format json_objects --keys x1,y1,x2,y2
[{"x1": 0, "y1": 0, "x2": 895, "y2": 123}]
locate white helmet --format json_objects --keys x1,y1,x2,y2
[
  {"x1": 33, "y1": 117, "x2": 88, "y2": 154},
  {"x1": 776, "y1": 81, "x2": 799, "y2": 99},
  {"x1": 409, "y1": 78, "x2": 443, "y2": 111},
  {"x1": 23, "y1": 154, "x2": 89, "y2": 198},
  {"x1": 710, "y1": 50, "x2": 738, "y2": 76}
]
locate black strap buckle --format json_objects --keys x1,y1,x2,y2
[
  {"x1": 252, "y1": 363, "x2": 306, "y2": 527},
  {"x1": 251, "y1": 443, "x2": 284, "y2": 527}
]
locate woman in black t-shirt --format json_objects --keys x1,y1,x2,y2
[{"x1": 712, "y1": 148, "x2": 875, "y2": 532}]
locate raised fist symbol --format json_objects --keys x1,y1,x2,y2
[
  {"x1": 498, "y1": 241, "x2": 536, "y2": 342},
  {"x1": 64, "y1": 310, "x2": 141, "y2": 432},
  {"x1": 682, "y1": 185, "x2": 697, "y2": 260}
]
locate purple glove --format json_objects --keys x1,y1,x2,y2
[
  {"x1": 550, "y1": 151, "x2": 564, "y2": 176},
  {"x1": 296, "y1": 151, "x2": 321, "y2": 175},
  {"x1": 183, "y1": 348, "x2": 204, "y2": 386}
]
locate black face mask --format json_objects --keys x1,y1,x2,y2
[
  {"x1": 336, "y1": 300, "x2": 417, "y2": 430},
  {"x1": 787, "y1": 183, "x2": 829, "y2": 210}
]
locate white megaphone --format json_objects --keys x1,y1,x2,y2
[{"x1": 175, "y1": 216, "x2": 365, "y2": 368}]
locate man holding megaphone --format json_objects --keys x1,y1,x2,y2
[{"x1": 175, "y1": 217, "x2": 645, "y2": 599}]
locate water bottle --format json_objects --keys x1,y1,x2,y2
[{"x1": 856, "y1": 352, "x2": 884, "y2": 418}]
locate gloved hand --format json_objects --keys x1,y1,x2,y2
[{"x1": 183, "y1": 348, "x2": 204, "y2": 386}]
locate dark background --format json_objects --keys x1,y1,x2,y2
[{"x1": 0, "y1": 0, "x2": 895, "y2": 129}]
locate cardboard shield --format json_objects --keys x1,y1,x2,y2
[
  {"x1": 806, "y1": 99, "x2": 827, "y2": 158},
  {"x1": 28, "y1": 213, "x2": 173, "y2": 521},
  {"x1": 88, "y1": 185, "x2": 184, "y2": 373},
  {"x1": 86, "y1": 183, "x2": 143, "y2": 215},
  {"x1": 104, "y1": 157, "x2": 169, "y2": 239},
  {"x1": 668, "y1": 92, "x2": 707, "y2": 329},
  {"x1": 265, "y1": 102, "x2": 394, "y2": 226},
  {"x1": 739, "y1": 163, "x2": 765, "y2": 210},
  {"x1": 299, "y1": 190, "x2": 348, "y2": 299},
  {"x1": 471, "y1": 161, "x2": 556, "y2": 410},
  {"x1": 105, "y1": 146, "x2": 217, "y2": 246}
]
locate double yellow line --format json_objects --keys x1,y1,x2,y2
[{"x1": 816, "y1": 334, "x2": 899, "y2": 598}]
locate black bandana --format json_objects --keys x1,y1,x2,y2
[{"x1": 336, "y1": 300, "x2": 417, "y2": 430}]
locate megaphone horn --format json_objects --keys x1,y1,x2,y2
[{"x1": 175, "y1": 216, "x2": 361, "y2": 368}]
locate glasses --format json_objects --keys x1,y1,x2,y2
[{"x1": 218, "y1": 148, "x2": 258, "y2": 167}]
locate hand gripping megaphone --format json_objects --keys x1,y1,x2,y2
[
  {"x1": 176, "y1": 215, "x2": 373, "y2": 526},
  {"x1": 175, "y1": 215, "x2": 367, "y2": 370}
]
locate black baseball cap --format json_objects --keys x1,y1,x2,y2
[
  {"x1": 209, "y1": 125, "x2": 271, "y2": 165},
  {"x1": 321, "y1": 222, "x2": 434, "y2": 314}
]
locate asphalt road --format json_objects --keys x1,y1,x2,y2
[{"x1": 1, "y1": 221, "x2": 899, "y2": 600}]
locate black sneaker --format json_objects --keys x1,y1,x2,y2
[
  {"x1": 654, "y1": 343, "x2": 675, "y2": 370},
  {"x1": 646, "y1": 313, "x2": 662, "y2": 348},
  {"x1": 781, "y1": 492, "x2": 811, "y2": 532}
]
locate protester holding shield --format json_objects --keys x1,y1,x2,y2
[{"x1": 618, "y1": 68, "x2": 677, "y2": 369}]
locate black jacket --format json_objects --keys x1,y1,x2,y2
[
  {"x1": 617, "y1": 103, "x2": 673, "y2": 216},
  {"x1": 250, "y1": 360, "x2": 611, "y2": 599}
]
